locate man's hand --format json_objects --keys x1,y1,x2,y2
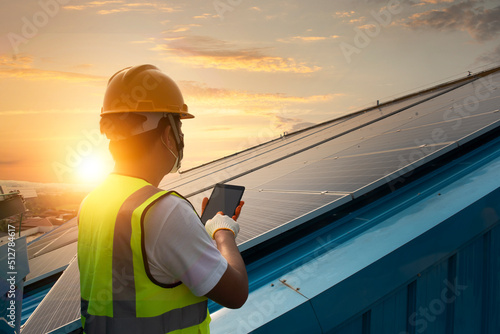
[
  {"x1": 205, "y1": 214, "x2": 240, "y2": 239},
  {"x1": 202, "y1": 198, "x2": 244, "y2": 238},
  {"x1": 201, "y1": 197, "x2": 245, "y2": 221},
  {"x1": 202, "y1": 198, "x2": 244, "y2": 239}
]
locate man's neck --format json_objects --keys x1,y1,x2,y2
[{"x1": 112, "y1": 163, "x2": 164, "y2": 187}]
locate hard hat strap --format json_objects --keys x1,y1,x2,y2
[
  {"x1": 167, "y1": 114, "x2": 181, "y2": 144},
  {"x1": 166, "y1": 113, "x2": 184, "y2": 161}
]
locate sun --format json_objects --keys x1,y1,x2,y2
[{"x1": 76, "y1": 154, "x2": 112, "y2": 184}]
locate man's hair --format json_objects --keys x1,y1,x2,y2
[{"x1": 100, "y1": 113, "x2": 178, "y2": 162}]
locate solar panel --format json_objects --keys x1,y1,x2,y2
[
  {"x1": 235, "y1": 190, "x2": 347, "y2": 244},
  {"x1": 27, "y1": 219, "x2": 78, "y2": 259},
  {"x1": 21, "y1": 257, "x2": 81, "y2": 334},
  {"x1": 25, "y1": 242, "x2": 77, "y2": 285},
  {"x1": 255, "y1": 145, "x2": 449, "y2": 194},
  {"x1": 235, "y1": 190, "x2": 350, "y2": 250},
  {"x1": 159, "y1": 78, "x2": 480, "y2": 198}
]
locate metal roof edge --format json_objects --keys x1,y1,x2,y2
[{"x1": 25, "y1": 264, "x2": 69, "y2": 286}]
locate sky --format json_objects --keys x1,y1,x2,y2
[{"x1": 0, "y1": 0, "x2": 499, "y2": 185}]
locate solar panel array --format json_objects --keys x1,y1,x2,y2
[
  {"x1": 161, "y1": 81, "x2": 465, "y2": 198},
  {"x1": 27, "y1": 218, "x2": 78, "y2": 259},
  {"x1": 21, "y1": 68, "x2": 500, "y2": 332},
  {"x1": 159, "y1": 71, "x2": 500, "y2": 250}
]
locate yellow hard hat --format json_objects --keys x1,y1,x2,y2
[{"x1": 101, "y1": 64, "x2": 194, "y2": 119}]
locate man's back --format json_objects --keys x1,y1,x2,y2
[{"x1": 78, "y1": 174, "x2": 211, "y2": 333}]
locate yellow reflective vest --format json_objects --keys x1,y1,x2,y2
[{"x1": 78, "y1": 174, "x2": 210, "y2": 333}]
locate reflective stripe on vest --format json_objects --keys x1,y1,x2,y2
[
  {"x1": 78, "y1": 178, "x2": 210, "y2": 333},
  {"x1": 81, "y1": 299, "x2": 208, "y2": 333}
]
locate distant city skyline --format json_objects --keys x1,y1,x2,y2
[{"x1": 1, "y1": 0, "x2": 499, "y2": 184}]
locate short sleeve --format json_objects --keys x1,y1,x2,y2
[{"x1": 143, "y1": 195, "x2": 228, "y2": 297}]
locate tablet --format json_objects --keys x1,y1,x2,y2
[{"x1": 200, "y1": 184, "x2": 245, "y2": 225}]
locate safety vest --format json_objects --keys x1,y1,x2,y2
[{"x1": 78, "y1": 174, "x2": 210, "y2": 333}]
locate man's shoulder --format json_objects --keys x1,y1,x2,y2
[
  {"x1": 144, "y1": 191, "x2": 206, "y2": 247},
  {"x1": 148, "y1": 191, "x2": 199, "y2": 220},
  {"x1": 155, "y1": 191, "x2": 193, "y2": 207}
]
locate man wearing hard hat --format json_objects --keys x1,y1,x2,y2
[{"x1": 77, "y1": 65, "x2": 248, "y2": 333}]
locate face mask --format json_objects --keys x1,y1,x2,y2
[{"x1": 161, "y1": 135, "x2": 181, "y2": 173}]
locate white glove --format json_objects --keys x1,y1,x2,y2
[{"x1": 205, "y1": 214, "x2": 240, "y2": 239}]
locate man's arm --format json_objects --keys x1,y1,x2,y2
[
  {"x1": 202, "y1": 199, "x2": 248, "y2": 308},
  {"x1": 205, "y1": 230, "x2": 248, "y2": 309}
]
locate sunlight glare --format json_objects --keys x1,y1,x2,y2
[{"x1": 77, "y1": 155, "x2": 110, "y2": 184}]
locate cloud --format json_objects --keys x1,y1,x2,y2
[
  {"x1": 165, "y1": 27, "x2": 190, "y2": 33},
  {"x1": 334, "y1": 11, "x2": 356, "y2": 18},
  {"x1": 63, "y1": 0, "x2": 123, "y2": 10},
  {"x1": 63, "y1": 1, "x2": 178, "y2": 15},
  {"x1": 349, "y1": 17, "x2": 367, "y2": 24},
  {"x1": 178, "y1": 80, "x2": 341, "y2": 112},
  {"x1": 71, "y1": 63, "x2": 94, "y2": 70},
  {"x1": 0, "y1": 109, "x2": 96, "y2": 115},
  {"x1": 163, "y1": 24, "x2": 201, "y2": 34},
  {"x1": 0, "y1": 54, "x2": 33, "y2": 68},
  {"x1": 411, "y1": 0, "x2": 455, "y2": 5},
  {"x1": 193, "y1": 13, "x2": 215, "y2": 19},
  {"x1": 278, "y1": 35, "x2": 340, "y2": 43},
  {"x1": 403, "y1": 1, "x2": 500, "y2": 42},
  {"x1": 205, "y1": 126, "x2": 233, "y2": 132},
  {"x1": 0, "y1": 68, "x2": 106, "y2": 83},
  {"x1": 154, "y1": 35, "x2": 321, "y2": 73},
  {"x1": 271, "y1": 115, "x2": 316, "y2": 133},
  {"x1": 0, "y1": 54, "x2": 106, "y2": 83},
  {"x1": 475, "y1": 43, "x2": 500, "y2": 63},
  {"x1": 0, "y1": 159, "x2": 22, "y2": 166},
  {"x1": 358, "y1": 24, "x2": 378, "y2": 30},
  {"x1": 131, "y1": 37, "x2": 157, "y2": 44}
]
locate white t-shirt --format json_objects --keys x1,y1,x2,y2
[{"x1": 143, "y1": 194, "x2": 228, "y2": 297}]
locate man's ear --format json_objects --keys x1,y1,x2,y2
[{"x1": 162, "y1": 125, "x2": 174, "y2": 149}]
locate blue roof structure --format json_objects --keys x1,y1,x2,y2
[{"x1": 19, "y1": 66, "x2": 500, "y2": 333}]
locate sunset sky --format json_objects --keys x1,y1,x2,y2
[{"x1": 1, "y1": 0, "x2": 499, "y2": 184}]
